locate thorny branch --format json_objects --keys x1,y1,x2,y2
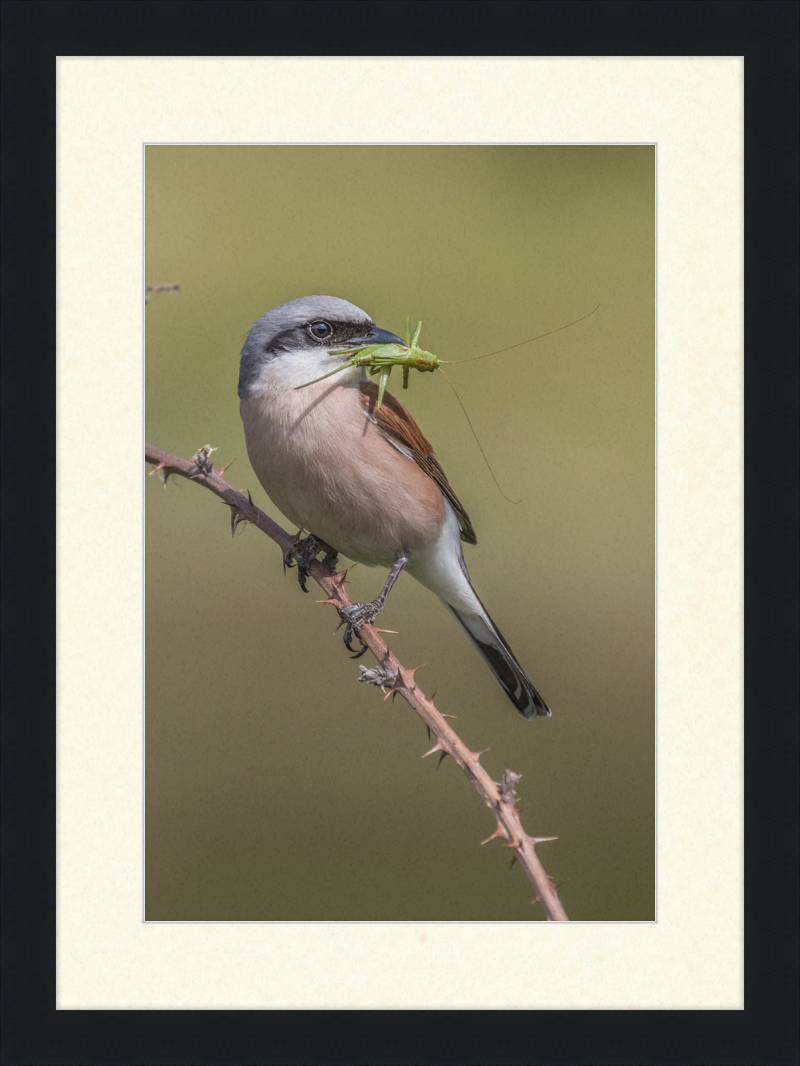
[{"x1": 145, "y1": 442, "x2": 569, "y2": 921}]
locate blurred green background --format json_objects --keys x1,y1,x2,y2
[{"x1": 145, "y1": 145, "x2": 654, "y2": 922}]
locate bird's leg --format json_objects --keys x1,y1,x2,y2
[
  {"x1": 283, "y1": 533, "x2": 339, "y2": 593},
  {"x1": 340, "y1": 549, "x2": 411, "y2": 658}
]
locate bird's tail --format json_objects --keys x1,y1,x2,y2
[{"x1": 443, "y1": 594, "x2": 551, "y2": 720}]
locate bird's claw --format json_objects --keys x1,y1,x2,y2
[
  {"x1": 283, "y1": 534, "x2": 339, "y2": 592},
  {"x1": 345, "y1": 636, "x2": 370, "y2": 659},
  {"x1": 340, "y1": 600, "x2": 383, "y2": 658}
]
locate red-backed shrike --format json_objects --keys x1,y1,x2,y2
[{"x1": 238, "y1": 295, "x2": 551, "y2": 719}]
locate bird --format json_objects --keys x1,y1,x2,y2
[{"x1": 238, "y1": 295, "x2": 551, "y2": 719}]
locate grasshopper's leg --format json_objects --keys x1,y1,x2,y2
[
  {"x1": 376, "y1": 365, "x2": 392, "y2": 409},
  {"x1": 294, "y1": 353, "x2": 363, "y2": 391},
  {"x1": 284, "y1": 533, "x2": 339, "y2": 593},
  {"x1": 410, "y1": 320, "x2": 423, "y2": 348},
  {"x1": 339, "y1": 549, "x2": 411, "y2": 657},
  {"x1": 402, "y1": 366, "x2": 410, "y2": 389},
  {"x1": 404, "y1": 316, "x2": 410, "y2": 347}
]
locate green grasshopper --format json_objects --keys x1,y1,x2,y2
[
  {"x1": 297, "y1": 317, "x2": 439, "y2": 410},
  {"x1": 294, "y1": 304, "x2": 599, "y2": 499},
  {"x1": 296, "y1": 305, "x2": 599, "y2": 411}
]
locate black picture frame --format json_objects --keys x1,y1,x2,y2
[{"x1": 2, "y1": 2, "x2": 797, "y2": 1063}]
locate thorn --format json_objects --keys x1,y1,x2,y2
[
  {"x1": 404, "y1": 662, "x2": 428, "y2": 684},
  {"x1": 379, "y1": 671, "x2": 407, "y2": 702},
  {"x1": 530, "y1": 836, "x2": 558, "y2": 845},
  {"x1": 218, "y1": 457, "x2": 237, "y2": 476},
  {"x1": 247, "y1": 489, "x2": 253, "y2": 504},
  {"x1": 472, "y1": 747, "x2": 491, "y2": 761},
  {"x1": 509, "y1": 855, "x2": 518, "y2": 870},
  {"x1": 149, "y1": 461, "x2": 172, "y2": 487},
  {"x1": 316, "y1": 598, "x2": 340, "y2": 606},
  {"x1": 548, "y1": 875, "x2": 569, "y2": 890},
  {"x1": 373, "y1": 628, "x2": 398, "y2": 635},
  {"x1": 421, "y1": 740, "x2": 445, "y2": 759},
  {"x1": 426, "y1": 725, "x2": 431, "y2": 741},
  {"x1": 430, "y1": 688, "x2": 439, "y2": 702},
  {"x1": 480, "y1": 824, "x2": 507, "y2": 846},
  {"x1": 514, "y1": 803, "x2": 528, "y2": 814},
  {"x1": 221, "y1": 500, "x2": 247, "y2": 536},
  {"x1": 329, "y1": 564, "x2": 358, "y2": 589},
  {"x1": 436, "y1": 751, "x2": 448, "y2": 770},
  {"x1": 440, "y1": 712, "x2": 457, "y2": 719}
]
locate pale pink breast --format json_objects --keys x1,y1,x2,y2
[{"x1": 240, "y1": 382, "x2": 446, "y2": 567}]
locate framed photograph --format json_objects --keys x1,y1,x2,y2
[
  {"x1": 55, "y1": 56, "x2": 744, "y2": 1013},
  {"x1": 144, "y1": 141, "x2": 656, "y2": 926}
]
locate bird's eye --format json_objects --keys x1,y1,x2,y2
[{"x1": 309, "y1": 321, "x2": 332, "y2": 339}]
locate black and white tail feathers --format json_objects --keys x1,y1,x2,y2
[{"x1": 445, "y1": 597, "x2": 551, "y2": 720}]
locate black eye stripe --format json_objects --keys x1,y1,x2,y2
[
  {"x1": 306, "y1": 320, "x2": 374, "y2": 345},
  {"x1": 263, "y1": 320, "x2": 373, "y2": 354}
]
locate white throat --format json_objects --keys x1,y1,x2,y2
[{"x1": 253, "y1": 346, "x2": 366, "y2": 393}]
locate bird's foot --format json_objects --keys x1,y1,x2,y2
[
  {"x1": 283, "y1": 533, "x2": 339, "y2": 593},
  {"x1": 339, "y1": 599, "x2": 384, "y2": 658}
]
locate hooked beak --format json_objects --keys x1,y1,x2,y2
[{"x1": 340, "y1": 325, "x2": 407, "y2": 348}]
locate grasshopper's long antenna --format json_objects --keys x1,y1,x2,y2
[
  {"x1": 437, "y1": 367, "x2": 520, "y2": 505},
  {"x1": 442, "y1": 304, "x2": 600, "y2": 365}
]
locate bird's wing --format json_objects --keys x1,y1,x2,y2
[{"x1": 359, "y1": 381, "x2": 477, "y2": 545}]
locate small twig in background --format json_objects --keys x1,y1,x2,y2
[
  {"x1": 145, "y1": 283, "x2": 181, "y2": 304},
  {"x1": 145, "y1": 442, "x2": 568, "y2": 921}
]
